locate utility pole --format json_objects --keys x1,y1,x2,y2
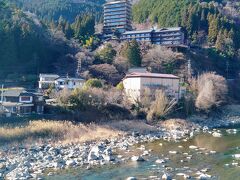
[
  {"x1": 76, "y1": 58, "x2": 82, "y2": 78},
  {"x1": 226, "y1": 60, "x2": 229, "y2": 79},
  {"x1": 1, "y1": 84, "x2": 4, "y2": 112},
  {"x1": 187, "y1": 59, "x2": 192, "y2": 80}
]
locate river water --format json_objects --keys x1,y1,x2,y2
[{"x1": 46, "y1": 128, "x2": 240, "y2": 180}]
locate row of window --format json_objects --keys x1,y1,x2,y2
[
  {"x1": 104, "y1": 18, "x2": 127, "y2": 23},
  {"x1": 104, "y1": 22, "x2": 128, "y2": 26},
  {"x1": 105, "y1": 3, "x2": 130, "y2": 9},
  {"x1": 104, "y1": 10, "x2": 130, "y2": 16},
  {"x1": 104, "y1": 7, "x2": 128, "y2": 13},
  {"x1": 104, "y1": 15, "x2": 127, "y2": 20}
]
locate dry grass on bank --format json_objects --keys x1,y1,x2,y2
[{"x1": 0, "y1": 120, "x2": 123, "y2": 146}]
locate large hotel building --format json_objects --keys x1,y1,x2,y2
[
  {"x1": 121, "y1": 27, "x2": 185, "y2": 46},
  {"x1": 103, "y1": 0, "x2": 132, "y2": 38},
  {"x1": 103, "y1": 1, "x2": 185, "y2": 46}
]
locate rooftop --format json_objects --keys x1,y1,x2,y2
[
  {"x1": 1, "y1": 89, "x2": 26, "y2": 97},
  {"x1": 105, "y1": 0, "x2": 130, "y2": 5},
  {"x1": 55, "y1": 77, "x2": 85, "y2": 81},
  {"x1": 39, "y1": 74, "x2": 60, "y2": 78},
  {"x1": 123, "y1": 27, "x2": 182, "y2": 35},
  {"x1": 125, "y1": 72, "x2": 180, "y2": 79}
]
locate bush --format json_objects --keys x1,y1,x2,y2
[
  {"x1": 85, "y1": 78, "x2": 103, "y2": 88},
  {"x1": 195, "y1": 72, "x2": 228, "y2": 111},
  {"x1": 89, "y1": 64, "x2": 122, "y2": 85},
  {"x1": 95, "y1": 43, "x2": 116, "y2": 64},
  {"x1": 147, "y1": 90, "x2": 177, "y2": 122},
  {"x1": 116, "y1": 82, "x2": 124, "y2": 91}
]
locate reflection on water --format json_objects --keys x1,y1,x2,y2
[{"x1": 46, "y1": 129, "x2": 240, "y2": 180}]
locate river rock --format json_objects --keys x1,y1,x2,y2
[
  {"x1": 226, "y1": 129, "x2": 237, "y2": 134},
  {"x1": 212, "y1": 132, "x2": 222, "y2": 138},
  {"x1": 131, "y1": 156, "x2": 145, "y2": 162},
  {"x1": 87, "y1": 145, "x2": 105, "y2": 162},
  {"x1": 176, "y1": 173, "x2": 190, "y2": 179},
  {"x1": 232, "y1": 154, "x2": 240, "y2": 159},
  {"x1": 155, "y1": 159, "x2": 166, "y2": 164},
  {"x1": 66, "y1": 160, "x2": 76, "y2": 167},
  {"x1": 169, "y1": 151, "x2": 178, "y2": 154},
  {"x1": 162, "y1": 173, "x2": 172, "y2": 180},
  {"x1": 126, "y1": 177, "x2": 137, "y2": 180},
  {"x1": 189, "y1": 145, "x2": 198, "y2": 149},
  {"x1": 196, "y1": 173, "x2": 212, "y2": 180}
]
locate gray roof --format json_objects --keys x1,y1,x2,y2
[
  {"x1": 39, "y1": 74, "x2": 59, "y2": 78},
  {"x1": 1, "y1": 89, "x2": 26, "y2": 97},
  {"x1": 123, "y1": 27, "x2": 182, "y2": 35},
  {"x1": 123, "y1": 29, "x2": 153, "y2": 35},
  {"x1": 0, "y1": 89, "x2": 43, "y2": 97},
  {"x1": 55, "y1": 77, "x2": 85, "y2": 81}
]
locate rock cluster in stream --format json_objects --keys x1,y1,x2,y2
[
  {"x1": 0, "y1": 123, "x2": 239, "y2": 179},
  {"x1": 0, "y1": 126, "x2": 199, "y2": 180}
]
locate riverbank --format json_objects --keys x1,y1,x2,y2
[{"x1": 1, "y1": 105, "x2": 240, "y2": 179}]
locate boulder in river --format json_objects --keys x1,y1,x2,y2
[
  {"x1": 162, "y1": 173, "x2": 172, "y2": 180},
  {"x1": 212, "y1": 132, "x2": 222, "y2": 138},
  {"x1": 131, "y1": 156, "x2": 145, "y2": 162},
  {"x1": 232, "y1": 154, "x2": 240, "y2": 159}
]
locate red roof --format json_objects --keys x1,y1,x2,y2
[{"x1": 125, "y1": 72, "x2": 179, "y2": 79}]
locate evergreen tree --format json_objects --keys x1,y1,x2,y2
[
  {"x1": 64, "y1": 22, "x2": 74, "y2": 39},
  {"x1": 126, "y1": 40, "x2": 142, "y2": 67}
]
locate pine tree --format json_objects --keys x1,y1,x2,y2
[
  {"x1": 208, "y1": 15, "x2": 219, "y2": 44},
  {"x1": 64, "y1": 22, "x2": 74, "y2": 39},
  {"x1": 126, "y1": 40, "x2": 142, "y2": 67},
  {"x1": 215, "y1": 30, "x2": 224, "y2": 51}
]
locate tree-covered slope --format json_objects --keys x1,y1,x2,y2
[
  {"x1": 9, "y1": 0, "x2": 105, "y2": 22},
  {"x1": 132, "y1": 0, "x2": 197, "y2": 27},
  {"x1": 0, "y1": 2, "x2": 73, "y2": 83}
]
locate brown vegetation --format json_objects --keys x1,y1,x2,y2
[
  {"x1": 195, "y1": 72, "x2": 228, "y2": 111},
  {"x1": 0, "y1": 120, "x2": 122, "y2": 146}
]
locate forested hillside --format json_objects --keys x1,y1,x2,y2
[
  {"x1": 133, "y1": 0, "x2": 240, "y2": 59},
  {"x1": 0, "y1": 1, "x2": 75, "y2": 84},
  {"x1": 9, "y1": 0, "x2": 105, "y2": 22},
  {"x1": 133, "y1": 0, "x2": 197, "y2": 27}
]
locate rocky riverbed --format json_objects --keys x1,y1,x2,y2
[{"x1": 1, "y1": 105, "x2": 240, "y2": 179}]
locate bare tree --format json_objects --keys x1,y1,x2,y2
[
  {"x1": 195, "y1": 72, "x2": 228, "y2": 111},
  {"x1": 147, "y1": 90, "x2": 177, "y2": 122},
  {"x1": 144, "y1": 46, "x2": 184, "y2": 73}
]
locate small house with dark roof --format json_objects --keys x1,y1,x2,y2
[
  {"x1": 0, "y1": 88, "x2": 45, "y2": 115},
  {"x1": 123, "y1": 72, "x2": 180, "y2": 102}
]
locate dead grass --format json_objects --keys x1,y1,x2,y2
[
  {"x1": 0, "y1": 120, "x2": 123, "y2": 146},
  {"x1": 0, "y1": 120, "x2": 162, "y2": 147}
]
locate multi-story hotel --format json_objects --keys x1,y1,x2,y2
[
  {"x1": 121, "y1": 27, "x2": 185, "y2": 46},
  {"x1": 103, "y1": 0, "x2": 132, "y2": 38}
]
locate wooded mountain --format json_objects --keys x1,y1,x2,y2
[
  {"x1": 0, "y1": 1, "x2": 74, "y2": 84},
  {"x1": 9, "y1": 0, "x2": 105, "y2": 22},
  {"x1": 133, "y1": 0, "x2": 240, "y2": 58}
]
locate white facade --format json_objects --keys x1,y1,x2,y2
[
  {"x1": 55, "y1": 78, "x2": 85, "y2": 90},
  {"x1": 123, "y1": 72, "x2": 180, "y2": 102},
  {"x1": 39, "y1": 74, "x2": 59, "y2": 89}
]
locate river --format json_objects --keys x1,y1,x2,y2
[{"x1": 46, "y1": 128, "x2": 240, "y2": 180}]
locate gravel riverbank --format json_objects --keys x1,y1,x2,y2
[{"x1": 1, "y1": 105, "x2": 240, "y2": 179}]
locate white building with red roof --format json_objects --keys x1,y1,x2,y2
[{"x1": 123, "y1": 72, "x2": 180, "y2": 102}]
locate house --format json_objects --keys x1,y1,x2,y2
[
  {"x1": 55, "y1": 77, "x2": 85, "y2": 90},
  {"x1": 121, "y1": 27, "x2": 185, "y2": 46},
  {"x1": 0, "y1": 88, "x2": 45, "y2": 115},
  {"x1": 39, "y1": 74, "x2": 85, "y2": 90},
  {"x1": 123, "y1": 72, "x2": 180, "y2": 102},
  {"x1": 39, "y1": 74, "x2": 59, "y2": 89}
]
